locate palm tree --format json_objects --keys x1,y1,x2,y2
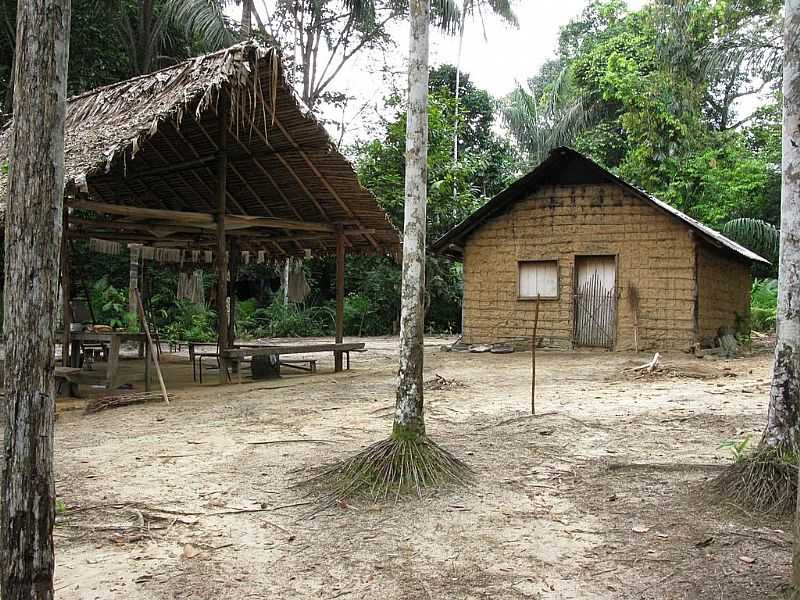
[
  {"x1": 501, "y1": 62, "x2": 600, "y2": 165},
  {"x1": 721, "y1": 217, "x2": 780, "y2": 260},
  {"x1": 302, "y1": 0, "x2": 471, "y2": 503},
  {"x1": 452, "y1": 0, "x2": 517, "y2": 175}
]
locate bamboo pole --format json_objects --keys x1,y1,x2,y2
[
  {"x1": 531, "y1": 294, "x2": 540, "y2": 415},
  {"x1": 134, "y1": 288, "x2": 169, "y2": 404}
]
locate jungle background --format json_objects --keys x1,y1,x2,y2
[{"x1": 0, "y1": 0, "x2": 783, "y2": 341}]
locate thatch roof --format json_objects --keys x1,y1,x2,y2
[
  {"x1": 0, "y1": 42, "x2": 400, "y2": 260},
  {"x1": 432, "y1": 147, "x2": 769, "y2": 265}
]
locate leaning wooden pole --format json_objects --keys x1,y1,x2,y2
[
  {"x1": 1, "y1": 0, "x2": 71, "y2": 597},
  {"x1": 531, "y1": 294, "x2": 540, "y2": 415},
  {"x1": 134, "y1": 289, "x2": 169, "y2": 404},
  {"x1": 215, "y1": 102, "x2": 229, "y2": 384}
]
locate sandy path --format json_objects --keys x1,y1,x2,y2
[{"x1": 46, "y1": 337, "x2": 788, "y2": 599}]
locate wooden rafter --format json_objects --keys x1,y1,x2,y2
[{"x1": 67, "y1": 199, "x2": 340, "y2": 233}]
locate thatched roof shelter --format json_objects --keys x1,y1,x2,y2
[
  {"x1": 0, "y1": 42, "x2": 400, "y2": 260},
  {"x1": 0, "y1": 42, "x2": 400, "y2": 376}
]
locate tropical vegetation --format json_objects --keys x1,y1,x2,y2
[{"x1": 0, "y1": 0, "x2": 786, "y2": 338}]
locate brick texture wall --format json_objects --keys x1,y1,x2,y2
[
  {"x1": 696, "y1": 243, "x2": 751, "y2": 344},
  {"x1": 462, "y1": 184, "x2": 700, "y2": 350}
]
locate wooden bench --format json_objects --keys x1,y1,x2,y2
[
  {"x1": 280, "y1": 358, "x2": 317, "y2": 373},
  {"x1": 221, "y1": 342, "x2": 366, "y2": 384}
]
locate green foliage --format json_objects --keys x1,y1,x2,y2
[
  {"x1": 162, "y1": 300, "x2": 217, "y2": 343},
  {"x1": 750, "y1": 278, "x2": 778, "y2": 332},
  {"x1": 357, "y1": 65, "x2": 520, "y2": 241},
  {"x1": 502, "y1": 0, "x2": 782, "y2": 239},
  {"x1": 90, "y1": 277, "x2": 137, "y2": 331},
  {"x1": 719, "y1": 435, "x2": 751, "y2": 463},
  {"x1": 353, "y1": 66, "x2": 519, "y2": 334},
  {"x1": 722, "y1": 217, "x2": 779, "y2": 260},
  {"x1": 240, "y1": 297, "x2": 335, "y2": 338}
]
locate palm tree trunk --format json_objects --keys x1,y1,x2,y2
[
  {"x1": 778, "y1": 1, "x2": 800, "y2": 592},
  {"x1": 452, "y1": 0, "x2": 469, "y2": 177},
  {"x1": 763, "y1": 0, "x2": 800, "y2": 451},
  {"x1": 1, "y1": 0, "x2": 70, "y2": 598},
  {"x1": 393, "y1": 0, "x2": 430, "y2": 440}
]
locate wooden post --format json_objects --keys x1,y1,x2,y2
[
  {"x1": 61, "y1": 208, "x2": 71, "y2": 368},
  {"x1": 531, "y1": 294, "x2": 540, "y2": 415},
  {"x1": 228, "y1": 239, "x2": 239, "y2": 346},
  {"x1": 334, "y1": 225, "x2": 345, "y2": 372},
  {"x1": 128, "y1": 244, "x2": 140, "y2": 332},
  {"x1": 215, "y1": 103, "x2": 229, "y2": 384}
]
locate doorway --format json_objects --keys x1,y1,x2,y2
[{"x1": 573, "y1": 255, "x2": 617, "y2": 348}]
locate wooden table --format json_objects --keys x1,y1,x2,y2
[{"x1": 56, "y1": 331, "x2": 147, "y2": 390}]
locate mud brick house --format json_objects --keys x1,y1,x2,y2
[{"x1": 431, "y1": 147, "x2": 769, "y2": 351}]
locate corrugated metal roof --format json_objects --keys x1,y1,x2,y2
[{"x1": 431, "y1": 147, "x2": 770, "y2": 265}]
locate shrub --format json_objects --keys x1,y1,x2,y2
[
  {"x1": 751, "y1": 278, "x2": 778, "y2": 331},
  {"x1": 162, "y1": 299, "x2": 216, "y2": 342},
  {"x1": 90, "y1": 277, "x2": 137, "y2": 330},
  {"x1": 243, "y1": 297, "x2": 334, "y2": 338}
]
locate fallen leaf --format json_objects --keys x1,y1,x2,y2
[{"x1": 739, "y1": 556, "x2": 755, "y2": 564}]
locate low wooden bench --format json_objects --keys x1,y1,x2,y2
[{"x1": 280, "y1": 358, "x2": 317, "y2": 373}]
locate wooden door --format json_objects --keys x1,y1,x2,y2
[{"x1": 573, "y1": 256, "x2": 617, "y2": 348}]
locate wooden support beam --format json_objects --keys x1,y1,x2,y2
[
  {"x1": 228, "y1": 238, "x2": 239, "y2": 346},
  {"x1": 66, "y1": 198, "x2": 338, "y2": 233},
  {"x1": 216, "y1": 107, "x2": 230, "y2": 384},
  {"x1": 61, "y1": 209, "x2": 71, "y2": 368},
  {"x1": 334, "y1": 225, "x2": 345, "y2": 373},
  {"x1": 122, "y1": 144, "x2": 323, "y2": 181}
]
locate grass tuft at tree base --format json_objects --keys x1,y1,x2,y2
[
  {"x1": 297, "y1": 435, "x2": 473, "y2": 508},
  {"x1": 710, "y1": 444, "x2": 798, "y2": 514}
]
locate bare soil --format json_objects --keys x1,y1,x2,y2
[{"x1": 46, "y1": 337, "x2": 790, "y2": 599}]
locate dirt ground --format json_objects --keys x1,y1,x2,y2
[{"x1": 45, "y1": 336, "x2": 792, "y2": 599}]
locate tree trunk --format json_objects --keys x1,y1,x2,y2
[
  {"x1": 393, "y1": 0, "x2": 430, "y2": 441},
  {"x1": 1, "y1": 0, "x2": 70, "y2": 598},
  {"x1": 778, "y1": 2, "x2": 800, "y2": 594},
  {"x1": 763, "y1": 0, "x2": 800, "y2": 451},
  {"x1": 241, "y1": 0, "x2": 252, "y2": 39}
]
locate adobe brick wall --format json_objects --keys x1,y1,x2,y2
[
  {"x1": 696, "y1": 243, "x2": 751, "y2": 344},
  {"x1": 461, "y1": 184, "x2": 699, "y2": 350}
]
